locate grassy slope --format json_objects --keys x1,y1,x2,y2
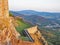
[
  {"x1": 16, "y1": 19, "x2": 31, "y2": 35},
  {"x1": 9, "y1": 13, "x2": 31, "y2": 34},
  {"x1": 15, "y1": 19, "x2": 32, "y2": 41},
  {"x1": 9, "y1": 13, "x2": 32, "y2": 40}
]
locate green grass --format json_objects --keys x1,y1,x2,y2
[
  {"x1": 20, "y1": 36, "x2": 30, "y2": 41},
  {"x1": 9, "y1": 13, "x2": 31, "y2": 41},
  {"x1": 9, "y1": 13, "x2": 14, "y2": 16},
  {"x1": 15, "y1": 19, "x2": 31, "y2": 35},
  {"x1": 15, "y1": 19, "x2": 32, "y2": 41}
]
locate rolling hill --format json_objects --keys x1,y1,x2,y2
[
  {"x1": 10, "y1": 10, "x2": 60, "y2": 19},
  {"x1": 10, "y1": 10, "x2": 60, "y2": 45}
]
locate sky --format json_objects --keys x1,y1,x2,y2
[{"x1": 8, "y1": 0, "x2": 60, "y2": 12}]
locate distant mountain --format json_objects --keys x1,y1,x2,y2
[
  {"x1": 10, "y1": 10, "x2": 38, "y2": 15},
  {"x1": 23, "y1": 15, "x2": 53, "y2": 26},
  {"x1": 10, "y1": 10, "x2": 60, "y2": 26},
  {"x1": 10, "y1": 10, "x2": 60, "y2": 19},
  {"x1": 11, "y1": 11, "x2": 54, "y2": 26},
  {"x1": 10, "y1": 11, "x2": 25, "y2": 17}
]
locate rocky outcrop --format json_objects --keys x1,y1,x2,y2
[
  {"x1": 25, "y1": 26, "x2": 48, "y2": 45},
  {"x1": 0, "y1": 17, "x2": 35, "y2": 45}
]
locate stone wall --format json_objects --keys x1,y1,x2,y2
[
  {"x1": 0, "y1": 0, "x2": 9, "y2": 18},
  {"x1": 26, "y1": 26, "x2": 48, "y2": 45}
]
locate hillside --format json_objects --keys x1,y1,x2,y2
[
  {"x1": 10, "y1": 11, "x2": 60, "y2": 45},
  {"x1": 15, "y1": 17, "x2": 32, "y2": 35},
  {"x1": 10, "y1": 10, "x2": 60, "y2": 27},
  {"x1": 9, "y1": 13, "x2": 32, "y2": 41},
  {"x1": 9, "y1": 13, "x2": 48, "y2": 45}
]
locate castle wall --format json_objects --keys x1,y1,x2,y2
[{"x1": 0, "y1": 0, "x2": 9, "y2": 18}]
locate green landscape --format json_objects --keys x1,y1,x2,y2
[
  {"x1": 10, "y1": 13, "x2": 60, "y2": 45},
  {"x1": 10, "y1": 13, "x2": 32, "y2": 41},
  {"x1": 16, "y1": 19, "x2": 31, "y2": 34}
]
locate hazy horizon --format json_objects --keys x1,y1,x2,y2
[{"x1": 9, "y1": 0, "x2": 60, "y2": 12}]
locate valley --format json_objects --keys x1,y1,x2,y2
[{"x1": 10, "y1": 10, "x2": 60, "y2": 45}]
